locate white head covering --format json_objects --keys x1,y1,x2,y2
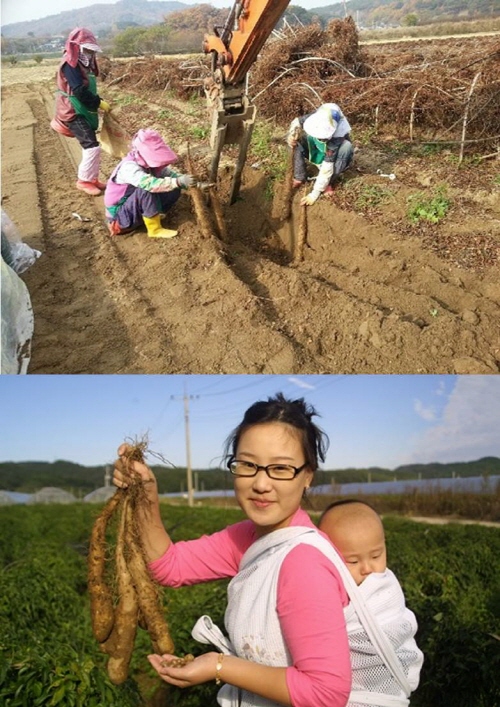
[{"x1": 303, "y1": 105, "x2": 338, "y2": 140}]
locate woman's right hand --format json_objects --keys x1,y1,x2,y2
[
  {"x1": 113, "y1": 444, "x2": 157, "y2": 489},
  {"x1": 113, "y1": 444, "x2": 169, "y2": 560}
]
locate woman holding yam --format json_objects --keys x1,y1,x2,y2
[{"x1": 112, "y1": 393, "x2": 352, "y2": 707}]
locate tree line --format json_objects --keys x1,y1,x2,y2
[
  {"x1": 0, "y1": 457, "x2": 498, "y2": 495},
  {"x1": 2, "y1": 0, "x2": 498, "y2": 59}
]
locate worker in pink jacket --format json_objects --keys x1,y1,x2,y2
[
  {"x1": 104, "y1": 129, "x2": 195, "y2": 239},
  {"x1": 51, "y1": 27, "x2": 111, "y2": 196},
  {"x1": 113, "y1": 393, "x2": 352, "y2": 707}
]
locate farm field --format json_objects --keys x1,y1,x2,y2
[
  {"x1": 0, "y1": 503, "x2": 499, "y2": 707},
  {"x1": 1, "y1": 32, "x2": 499, "y2": 374}
]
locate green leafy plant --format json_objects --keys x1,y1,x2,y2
[
  {"x1": 0, "y1": 648, "x2": 142, "y2": 707},
  {"x1": 250, "y1": 121, "x2": 289, "y2": 200},
  {"x1": 113, "y1": 94, "x2": 139, "y2": 107},
  {"x1": 383, "y1": 518, "x2": 500, "y2": 707},
  {"x1": 407, "y1": 185, "x2": 450, "y2": 224},
  {"x1": 355, "y1": 184, "x2": 392, "y2": 210},
  {"x1": 157, "y1": 109, "x2": 173, "y2": 121},
  {"x1": 186, "y1": 94, "x2": 204, "y2": 116},
  {"x1": 1, "y1": 504, "x2": 498, "y2": 707},
  {"x1": 357, "y1": 126, "x2": 377, "y2": 145},
  {"x1": 414, "y1": 143, "x2": 445, "y2": 157},
  {"x1": 251, "y1": 120, "x2": 274, "y2": 159},
  {"x1": 189, "y1": 125, "x2": 209, "y2": 140}
]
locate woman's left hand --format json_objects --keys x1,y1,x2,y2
[{"x1": 148, "y1": 652, "x2": 219, "y2": 688}]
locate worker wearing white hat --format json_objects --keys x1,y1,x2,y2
[{"x1": 287, "y1": 103, "x2": 354, "y2": 206}]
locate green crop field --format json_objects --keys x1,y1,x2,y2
[{"x1": 0, "y1": 504, "x2": 498, "y2": 706}]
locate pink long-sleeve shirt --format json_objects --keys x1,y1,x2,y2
[{"x1": 149, "y1": 508, "x2": 352, "y2": 707}]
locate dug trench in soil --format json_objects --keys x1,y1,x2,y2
[{"x1": 1, "y1": 69, "x2": 499, "y2": 374}]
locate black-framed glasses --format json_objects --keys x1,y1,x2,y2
[{"x1": 227, "y1": 458, "x2": 308, "y2": 481}]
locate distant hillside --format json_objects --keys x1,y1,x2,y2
[
  {"x1": 0, "y1": 457, "x2": 498, "y2": 496},
  {"x1": 0, "y1": 0, "x2": 186, "y2": 38},
  {"x1": 310, "y1": 0, "x2": 499, "y2": 27},
  {"x1": 2, "y1": 0, "x2": 498, "y2": 39}
]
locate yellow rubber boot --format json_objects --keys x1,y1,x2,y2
[{"x1": 143, "y1": 214, "x2": 178, "y2": 239}]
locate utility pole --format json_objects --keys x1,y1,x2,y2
[
  {"x1": 171, "y1": 382, "x2": 197, "y2": 508},
  {"x1": 183, "y1": 382, "x2": 194, "y2": 507}
]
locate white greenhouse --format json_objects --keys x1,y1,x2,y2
[{"x1": 28, "y1": 487, "x2": 77, "y2": 504}]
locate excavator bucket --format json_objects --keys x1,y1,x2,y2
[
  {"x1": 208, "y1": 92, "x2": 256, "y2": 205},
  {"x1": 203, "y1": 0, "x2": 291, "y2": 203}
]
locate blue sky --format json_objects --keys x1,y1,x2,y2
[
  {"x1": 1, "y1": 0, "x2": 340, "y2": 28},
  {"x1": 0, "y1": 375, "x2": 498, "y2": 471}
]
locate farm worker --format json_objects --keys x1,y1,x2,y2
[
  {"x1": 113, "y1": 393, "x2": 353, "y2": 707},
  {"x1": 51, "y1": 27, "x2": 111, "y2": 196},
  {"x1": 104, "y1": 128, "x2": 195, "y2": 239},
  {"x1": 287, "y1": 103, "x2": 354, "y2": 206},
  {"x1": 320, "y1": 500, "x2": 424, "y2": 706}
]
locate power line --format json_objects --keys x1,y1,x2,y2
[{"x1": 191, "y1": 375, "x2": 279, "y2": 398}]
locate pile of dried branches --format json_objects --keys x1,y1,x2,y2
[
  {"x1": 101, "y1": 55, "x2": 210, "y2": 100},
  {"x1": 250, "y1": 18, "x2": 500, "y2": 147},
  {"x1": 101, "y1": 20, "x2": 500, "y2": 149}
]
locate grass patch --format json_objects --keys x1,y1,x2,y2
[
  {"x1": 355, "y1": 183, "x2": 392, "y2": 210},
  {"x1": 250, "y1": 120, "x2": 289, "y2": 200},
  {"x1": 188, "y1": 125, "x2": 209, "y2": 140},
  {"x1": 112, "y1": 94, "x2": 140, "y2": 107}
]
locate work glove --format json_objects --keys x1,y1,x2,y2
[
  {"x1": 287, "y1": 117, "x2": 301, "y2": 148},
  {"x1": 176, "y1": 174, "x2": 196, "y2": 189},
  {"x1": 301, "y1": 190, "x2": 321, "y2": 206},
  {"x1": 99, "y1": 100, "x2": 112, "y2": 112}
]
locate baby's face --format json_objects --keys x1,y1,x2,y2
[
  {"x1": 321, "y1": 512, "x2": 387, "y2": 585},
  {"x1": 340, "y1": 531, "x2": 387, "y2": 585}
]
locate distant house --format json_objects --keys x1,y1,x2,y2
[{"x1": 28, "y1": 487, "x2": 77, "y2": 504}]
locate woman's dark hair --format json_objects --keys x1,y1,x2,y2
[{"x1": 223, "y1": 392, "x2": 329, "y2": 472}]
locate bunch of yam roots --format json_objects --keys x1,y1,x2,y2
[{"x1": 88, "y1": 442, "x2": 192, "y2": 684}]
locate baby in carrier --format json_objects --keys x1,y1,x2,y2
[{"x1": 320, "y1": 500, "x2": 424, "y2": 707}]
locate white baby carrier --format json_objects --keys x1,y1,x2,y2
[{"x1": 192, "y1": 526, "x2": 422, "y2": 707}]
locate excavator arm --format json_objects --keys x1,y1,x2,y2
[{"x1": 203, "y1": 0, "x2": 291, "y2": 203}]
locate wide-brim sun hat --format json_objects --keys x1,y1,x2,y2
[
  {"x1": 80, "y1": 42, "x2": 102, "y2": 53},
  {"x1": 132, "y1": 129, "x2": 178, "y2": 168},
  {"x1": 65, "y1": 28, "x2": 102, "y2": 66},
  {"x1": 303, "y1": 107, "x2": 338, "y2": 140}
]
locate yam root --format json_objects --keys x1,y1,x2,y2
[
  {"x1": 88, "y1": 439, "x2": 178, "y2": 685},
  {"x1": 124, "y1": 501, "x2": 175, "y2": 655},
  {"x1": 104, "y1": 496, "x2": 139, "y2": 684},
  {"x1": 293, "y1": 186, "x2": 308, "y2": 264},
  {"x1": 88, "y1": 490, "x2": 123, "y2": 643},
  {"x1": 281, "y1": 148, "x2": 295, "y2": 221}
]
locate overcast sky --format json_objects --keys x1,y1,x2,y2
[
  {"x1": 1, "y1": 0, "x2": 341, "y2": 27},
  {"x1": 0, "y1": 375, "x2": 498, "y2": 471}
]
